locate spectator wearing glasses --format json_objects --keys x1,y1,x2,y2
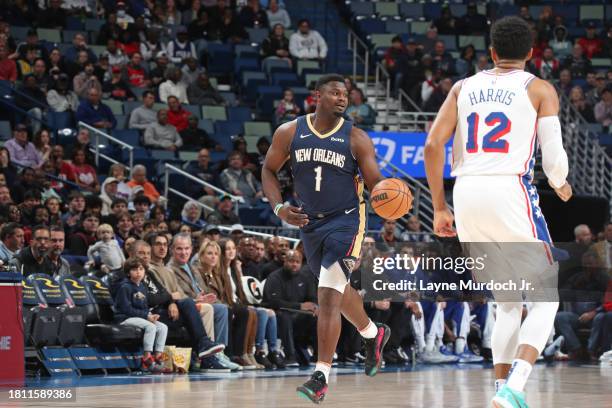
[{"x1": 10, "y1": 225, "x2": 52, "y2": 276}]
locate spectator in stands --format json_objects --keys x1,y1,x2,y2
[
  {"x1": 578, "y1": 22, "x2": 604, "y2": 60},
  {"x1": 5, "y1": 124, "x2": 43, "y2": 169},
  {"x1": 188, "y1": 9, "x2": 215, "y2": 40},
  {"x1": 558, "y1": 69, "x2": 573, "y2": 97},
  {"x1": 167, "y1": 27, "x2": 197, "y2": 64},
  {"x1": 144, "y1": 108, "x2": 184, "y2": 152},
  {"x1": 103, "y1": 39, "x2": 128, "y2": 67},
  {"x1": 66, "y1": 128, "x2": 95, "y2": 167},
  {"x1": 530, "y1": 47, "x2": 560, "y2": 80},
  {"x1": 434, "y1": 5, "x2": 461, "y2": 35},
  {"x1": 32, "y1": 130, "x2": 52, "y2": 164},
  {"x1": 195, "y1": 240, "x2": 256, "y2": 368},
  {"x1": 240, "y1": 0, "x2": 269, "y2": 28},
  {"x1": 207, "y1": 196, "x2": 240, "y2": 226},
  {"x1": 66, "y1": 148, "x2": 100, "y2": 194},
  {"x1": 128, "y1": 91, "x2": 157, "y2": 131},
  {"x1": 0, "y1": 148, "x2": 17, "y2": 188},
  {"x1": 114, "y1": 212, "x2": 134, "y2": 248},
  {"x1": 346, "y1": 88, "x2": 375, "y2": 131},
  {"x1": 16, "y1": 45, "x2": 38, "y2": 79},
  {"x1": 556, "y1": 251, "x2": 610, "y2": 361},
  {"x1": 550, "y1": 25, "x2": 572, "y2": 59},
  {"x1": 140, "y1": 30, "x2": 166, "y2": 62},
  {"x1": 73, "y1": 62, "x2": 103, "y2": 99},
  {"x1": 460, "y1": 2, "x2": 487, "y2": 35},
  {"x1": 220, "y1": 151, "x2": 263, "y2": 205},
  {"x1": 518, "y1": 5, "x2": 534, "y2": 24},
  {"x1": 220, "y1": 7, "x2": 248, "y2": 43},
  {"x1": 87, "y1": 223, "x2": 126, "y2": 273},
  {"x1": 117, "y1": 29, "x2": 139, "y2": 57},
  {"x1": 475, "y1": 55, "x2": 491, "y2": 73},
  {"x1": 181, "y1": 116, "x2": 218, "y2": 151},
  {"x1": 166, "y1": 96, "x2": 191, "y2": 132},
  {"x1": 15, "y1": 29, "x2": 47, "y2": 61},
  {"x1": 103, "y1": 66, "x2": 136, "y2": 101},
  {"x1": 0, "y1": 46, "x2": 17, "y2": 82},
  {"x1": 586, "y1": 72, "x2": 607, "y2": 106},
  {"x1": 61, "y1": 191, "x2": 85, "y2": 230},
  {"x1": 594, "y1": 86, "x2": 612, "y2": 128},
  {"x1": 11, "y1": 225, "x2": 52, "y2": 276},
  {"x1": 431, "y1": 41, "x2": 455, "y2": 76},
  {"x1": 187, "y1": 73, "x2": 225, "y2": 106},
  {"x1": 455, "y1": 45, "x2": 477, "y2": 78},
  {"x1": 31, "y1": 58, "x2": 49, "y2": 92},
  {"x1": 181, "y1": 201, "x2": 206, "y2": 228},
  {"x1": 420, "y1": 67, "x2": 442, "y2": 108},
  {"x1": 562, "y1": 44, "x2": 592, "y2": 79},
  {"x1": 108, "y1": 164, "x2": 132, "y2": 201},
  {"x1": 180, "y1": 57, "x2": 203, "y2": 87},
  {"x1": 182, "y1": 0, "x2": 202, "y2": 25},
  {"x1": 383, "y1": 36, "x2": 407, "y2": 91},
  {"x1": 47, "y1": 226, "x2": 70, "y2": 277},
  {"x1": 401, "y1": 215, "x2": 433, "y2": 242},
  {"x1": 275, "y1": 88, "x2": 301, "y2": 124},
  {"x1": 64, "y1": 33, "x2": 97, "y2": 64},
  {"x1": 124, "y1": 52, "x2": 150, "y2": 89},
  {"x1": 0, "y1": 223, "x2": 24, "y2": 264},
  {"x1": 100, "y1": 178, "x2": 121, "y2": 217},
  {"x1": 159, "y1": 67, "x2": 189, "y2": 104},
  {"x1": 167, "y1": 233, "x2": 234, "y2": 367},
  {"x1": 114, "y1": 258, "x2": 169, "y2": 373},
  {"x1": 39, "y1": 0, "x2": 66, "y2": 28},
  {"x1": 15, "y1": 74, "x2": 46, "y2": 135},
  {"x1": 569, "y1": 86, "x2": 596, "y2": 123},
  {"x1": 127, "y1": 165, "x2": 161, "y2": 204},
  {"x1": 424, "y1": 77, "x2": 453, "y2": 112},
  {"x1": 590, "y1": 222, "x2": 612, "y2": 273},
  {"x1": 377, "y1": 219, "x2": 399, "y2": 247},
  {"x1": 267, "y1": 0, "x2": 290, "y2": 28},
  {"x1": 289, "y1": 19, "x2": 327, "y2": 62},
  {"x1": 261, "y1": 24, "x2": 292, "y2": 67},
  {"x1": 263, "y1": 249, "x2": 317, "y2": 367},
  {"x1": 75, "y1": 88, "x2": 117, "y2": 130},
  {"x1": 185, "y1": 148, "x2": 219, "y2": 199},
  {"x1": 67, "y1": 212, "x2": 99, "y2": 256},
  {"x1": 46, "y1": 74, "x2": 79, "y2": 113}
]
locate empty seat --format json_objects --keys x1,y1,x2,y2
[
  {"x1": 271, "y1": 72, "x2": 301, "y2": 87},
  {"x1": 208, "y1": 50, "x2": 234, "y2": 75},
  {"x1": 228, "y1": 106, "x2": 252, "y2": 123},
  {"x1": 385, "y1": 21, "x2": 410, "y2": 35},
  {"x1": 235, "y1": 44, "x2": 259, "y2": 57},
  {"x1": 244, "y1": 121, "x2": 272, "y2": 137},
  {"x1": 62, "y1": 30, "x2": 87, "y2": 43},
  {"x1": 375, "y1": 2, "x2": 398, "y2": 17},
  {"x1": 215, "y1": 120, "x2": 244, "y2": 136},
  {"x1": 400, "y1": 3, "x2": 423, "y2": 18},
  {"x1": 199, "y1": 119, "x2": 214, "y2": 134},
  {"x1": 350, "y1": 2, "x2": 374, "y2": 16},
  {"x1": 580, "y1": 5, "x2": 604, "y2": 20},
  {"x1": 112, "y1": 129, "x2": 141, "y2": 147},
  {"x1": 369, "y1": 33, "x2": 396, "y2": 49},
  {"x1": 183, "y1": 104, "x2": 202, "y2": 119},
  {"x1": 263, "y1": 58, "x2": 291, "y2": 75},
  {"x1": 37, "y1": 28, "x2": 62, "y2": 43},
  {"x1": 458, "y1": 35, "x2": 486, "y2": 51},
  {"x1": 438, "y1": 35, "x2": 458, "y2": 51},
  {"x1": 296, "y1": 60, "x2": 320, "y2": 76},
  {"x1": 85, "y1": 18, "x2": 105, "y2": 32},
  {"x1": 202, "y1": 105, "x2": 227, "y2": 121},
  {"x1": 246, "y1": 28, "x2": 268, "y2": 44},
  {"x1": 411, "y1": 21, "x2": 431, "y2": 35},
  {"x1": 242, "y1": 71, "x2": 267, "y2": 87},
  {"x1": 358, "y1": 18, "x2": 386, "y2": 35},
  {"x1": 103, "y1": 99, "x2": 124, "y2": 115}
]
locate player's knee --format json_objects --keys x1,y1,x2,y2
[{"x1": 318, "y1": 262, "x2": 348, "y2": 294}]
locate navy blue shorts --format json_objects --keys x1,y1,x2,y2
[{"x1": 301, "y1": 202, "x2": 366, "y2": 280}]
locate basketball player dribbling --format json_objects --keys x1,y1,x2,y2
[
  {"x1": 262, "y1": 74, "x2": 395, "y2": 404},
  {"x1": 424, "y1": 17, "x2": 572, "y2": 408}
]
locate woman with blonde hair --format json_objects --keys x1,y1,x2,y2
[
  {"x1": 219, "y1": 238, "x2": 286, "y2": 369},
  {"x1": 196, "y1": 241, "x2": 259, "y2": 369},
  {"x1": 108, "y1": 163, "x2": 132, "y2": 200}
]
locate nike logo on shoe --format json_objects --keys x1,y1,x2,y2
[
  {"x1": 345, "y1": 208, "x2": 356, "y2": 214},
  {"x1": 300, "y1": 133, "x2": 312, "y2": 139}
]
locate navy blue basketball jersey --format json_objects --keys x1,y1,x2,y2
[{"x1": 290, "y1": 114, "x2": 362, "y2": 219}]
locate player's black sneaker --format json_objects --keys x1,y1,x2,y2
[
  {"x1": 296, "y1": 371, "x2": 328, "y2": 404},
  {"x1": 363, "y1": 323, "x2": 391, "y2": 377}
]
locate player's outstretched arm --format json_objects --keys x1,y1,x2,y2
[
  {"x1": 528, "y1": 78, "x2": 572, "y2": 202},
  {"x1": 424, "y1": 82, "x2": 461, "y2": 237},
  {"x1": 262, "y1": 121, "x2": 309, "y2": 227},
  {"x1": 351, "y1": 127, "x2": 385, "y2": 191}
]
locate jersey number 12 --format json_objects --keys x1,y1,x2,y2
[{"x1": 466, "y1": 111, "x2": 511, "y2": 154}]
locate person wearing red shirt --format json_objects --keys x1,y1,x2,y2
[
  {"x1": 0, "y1": 46, "x2": 17, "y2": 82},
  {"x1": 577, "y1": 22, "x2": 604, "y2": 59},
  {"x1": 166, "y1": 95, "x2": 191, "y2": 132},
  {"x1": 124, "y1": 52, "x2": 150, "y2": 88},
  {"x1": 68, "y1": 148, "x2": 100, "y2": 194}
]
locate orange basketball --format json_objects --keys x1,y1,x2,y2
[{"x1": 370, "y1": 178, "x2": 413, "y2": 220}]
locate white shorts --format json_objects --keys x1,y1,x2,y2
[{"x1": 453, "y1": 175, "x2": 552, "y2": 243}]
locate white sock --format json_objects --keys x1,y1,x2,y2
[
  {"x1": 506, "y1": 359, "x2": 532, "y2": 392},
  {"x1": 495, "y1": 379, "x2": 506, "y2": 392},
  {"x1": 314, "y1": 362, "x2": 331, "y2": 383},
  {"x1": 359, "y1": 320, "x2": 378, "y2": 339},
  {"x1": 455, "y1": 337, "x2": 466, "y2": 355},
  {"x1": 425, "y1": 334, "x2": 436, "y2": 352}
]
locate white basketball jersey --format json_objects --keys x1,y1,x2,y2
[{"x1": 452, "y1": 69, "x2": 538, "y2": 178}]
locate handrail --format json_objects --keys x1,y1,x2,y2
[
  {"x1": 163, "y1": 163, "x2": 244, "y2": 203},
  {"x1": 347, "y1": 28, "x2": 370, "y2": 91},
  {"x1": 77, "y1": 121, "x2": 134, "y2": 169},
  {"x1": 216, "y1": 225, "x2": 300, "y2": 244},
  {"x1": 373, "y1": 62, "x2": 391, "y2": 123}
]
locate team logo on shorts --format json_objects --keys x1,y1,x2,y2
[{"x1": 343, "y1": 258, "x2": 356, "y2": 272}]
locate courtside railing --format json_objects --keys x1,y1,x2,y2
[
  {"x1": 78, "y1": 122, "x2": 134, "y2": 170},
  {"x1": 347, "y1": 28, "x2": 370, "y2": 90}
]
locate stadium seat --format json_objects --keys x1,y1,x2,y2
[
  {"x1": 199, "y1": 119, "x2": 214, "y2": 134},
  {"x1": 349, "y1": 1, "x2": 374, "y2": 16},
  {"x1": 123, "y1": 101, "x2": 141, "y2": 116},
  {"x1": 458, "y1": 35, "x2": 486, "y2": 51},
  {"x1": 104, "y1": 100, "x2": 124, "y2": 115},
  {"x1": 114, "y1": 115, "x2": 126, "y2": 130},
  {"x1": 84, "y1": 18, "x2": 105, "y2": 32},
  {"x1": 208, "y1": 50, "x2": 234, "y2": 76},
  {"x1": 65, "y1": 16, "x2": 85, "y2": 30},
  {"x1": 151, "y1": 150, "x2": 177, "y2": 161},
  {"x1": 580, "y1": 5, "x2": 604, "y2": 20},
  {"x1": 112, "y1": 129, "x2": 141, "y2": 147},
  {"x1": 399, "y1": 3, "x2": 424, "y2": 18},
  {"x1": 246, "y1": 28, "x2": 268, "y2": 44},
  {"x1": 62, "y1": 30, "x2": 87, "y2": 43},
  {"x1": 202, "y1": 105, "x2": 227, "y2": 121},
  {"x1": 10, "y1": 26, "x2": 30, "y2": 41},
  {"x1": 235, "y1": 44, "x2": 259, "y2": 57},
  {"x1": 411, "y1": 21, "x2": 431, "y2": 35},
  {"x1": 242, "y1": 71, "x2": 267, "y2": 88},
  {"x1": 358, "y1": 18, "x2": 386, "y2": 36},
  {"x1": 37, "y1": 28, "x2": 62, "y2": 44},
  {"x1": 244, "y1": 121, "x2": 272, "y2": 137},
  {"x1": 210, "y1": 133, "x2": 234, "y2": 152},
  {"x1": 439, "y1": 35, "x2": 458, "y2": 51},
  {"x1": 235, "y1": 58, "x2": 260, "y2": 75},
  {"x1": 179, "y1": 151, "x2": 199, "y2": 162},
  {"x1": 591, "y1": 58, "x2": 611, "y2": 69},
  {"x1": 296, "y1": 60, "x2": 320, "y2": 77},
  {"x1": 450, "y1": 4, "x2": 467, "y2": 17},
  {"x1": 228, "y1": 106, "x2": 252, "y2": 123},
  {"x1": 271, "y1": 72, "x2": 301, "y2": 88},
  {"x1": 244, "y1": 135, "x2": 264, "y2": 153},
  {"x1": 369, "y1": 33, "x2": 396, "y2": 50},
  {"x1": 47, "y1": 111, "x2": 75, "y2": 131},
  {"x1": 385, "y1": 21, "x2": 410, "y2": 35},
  {"x1": 183, "y1": 104, "x2": 202, "y2": 119},
  {"x1": 263, "y1": 58, "x2": 291, "y2": 75},
  {"x1": 245, "y1": 78, "x2": 268, "y2": 101},
  {"x1": 0, "y1": 120, "x2": 12, "y2": 140},
  {"x1": 375, "y1": 2, "x2": 398, "y2": 17},
  {"x1": 423, "y1": 3, "x2": 442, "y2": 20},
  {"x1": 215, "y1": 120, "x2": 244, "y2": 137}
]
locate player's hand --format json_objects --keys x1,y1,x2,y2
[
  {"x1": 278, "y1": 204, "x2": 309, "y2": 227},
  {"x1": 433, "y1": 208, "x2": 457, "y2": 237},
  {"x1": 550, "y1": 181, "x2": 572, "y2": 202}
]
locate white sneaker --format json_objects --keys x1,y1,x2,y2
[
  {"x1": 419, "y1": 350, "x2": 449, "y2": 364},
  {"x1": 599, "y1": 350, "x2": 612, "y2": 364},
  {"x1": 217, "y1": 353, "x2": 242, "y2": 371}
]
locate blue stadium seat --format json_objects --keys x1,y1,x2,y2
[
  {"x1": 235, "y1": 58, "x2": 260, "y2": 75},
  {"x1": 183, "y1": 104, "x2": 202, "y2": 119},
  {"x1": 358, "y1": 18, "x2": 386, "y2": 35},
  {"x1": 246, "y1": 78, "x2": 269, "y2": 101},
  {"x1": 385, "y1": 21, "x2": 410, "y2": 35},
  {"x1": 114, "y1": 115, "x2": 126, "y2": 130},
  {"x1": 220, "y1": 91, "x2": 237, "y2": 106},
  {"x1": 0, "y1": 120, "x2": 11, "y2": 140},
  {"x1": 423, "y1": 3, "x2": 442, "y2": 20},
  {"x1": 215, "y1": 120, "x2": 244, "y2": 137},
  {"x1": 439, "y1": 35, "x2": 458, "y2": 51},
  {"x1": 151, "y1": 150, "x2": 177, "y2": 161},
  {"x1": 112, "y1": 130, "x2": 141, "y2": 147},
  {"x1": 271, "y1": 72, "x2": 301, "y2": 88},
  {"x1": 256, "y1": 85, "x2": 283, "y2": 117},
  {"x1": 123, "y1": 101, "x2": 141, "y2": 116},
  {"x1": 349, "y1": 2, "x2": 374, "y2": 16},
  {"x1": 66, "y1": 16, "x2": 85, "y2": 30},
  {"x1": 199, "y1": 119, "x2": 214, "y2": 134},
  {"x1": 235, "y1": 44, "x2": 259, "y2": 57},
  {"x1": 449, "y1": 5, "x2": 467, "y2": 17},
  {"x1": 208, "y1": 51, "x2": 234, "y2": 75},
  {"x1": 242, "y1": 71, "x2": 267, "y2": 87},
  {"x1": 210, "y1": 133, "x2": 233, "y2": 152},
  {"x1": 228, "y1": 106, "x2": 252, "y2": 123},
  {"x1": 47, "y1": 111, "x2": 75, "y2": 130},
  {"x1": 206, "y1": 42, "x2": 233, "y2": 54},
  {"x1": 84, "y1": 18, "x2": 105, "y2": 32},
  {"x1": 399, "y1": 3, "x2": 424, "y2": 18},
  {"x1": 246, "y1": 28, "x2": 268, "y2": 44},
  {"x1": 263, "y1": 58, "x2": 291, "y2": 75}
]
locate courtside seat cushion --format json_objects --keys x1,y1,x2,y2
[{"x1": 85, "y1": 323, "x2": 143, "y2": 345}]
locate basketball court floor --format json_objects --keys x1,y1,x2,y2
[{"x1": 4, "y1": 363, "x2": 609, "y2": 407}]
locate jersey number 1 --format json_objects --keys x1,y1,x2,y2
[
  {"x1": 314, "y1": 166, "x2": 322, "y2": 192},
  {"x1": 466, "y1": 111, "x2": 511, "y2": 153}
]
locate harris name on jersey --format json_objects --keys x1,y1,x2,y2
[
  {"x1": 294, "y1": 147, "x2": 347, "y2": 169},
  {"x1": 467, "y1": 88, "x2": 516, "y2": 107}
]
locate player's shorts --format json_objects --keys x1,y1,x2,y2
[
  {"x1": 300, "y1": 204, "x2": 367, "y2": 280},
  {"x1": 453, "y1": 175, "x2": 552, "y2": 243}
]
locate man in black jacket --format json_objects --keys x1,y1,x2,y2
[
  {"x1": 130, "y1": 241, "x2": 226, "y2": 370},
  {"x1": 263, "y1": 250, "x2": 318, "y2": 366},
  {"x1": 11, "y1": 225, "x2": 53, "y2": 276}
]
